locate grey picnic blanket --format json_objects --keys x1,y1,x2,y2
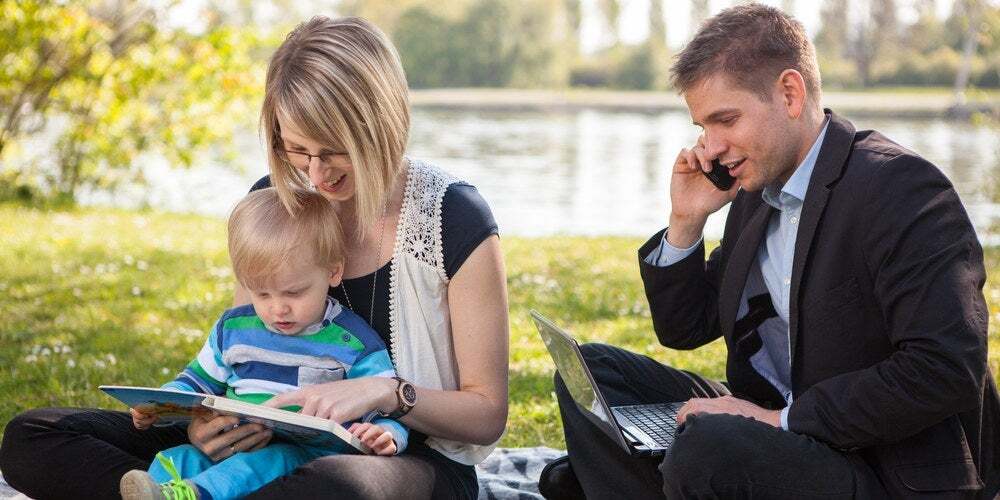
[
  {"x1": 0, "y1": 446, "x2": 564, "y2": 500},
  {"x1": 475, "y1": 446, "x2": 564, "y2": 499}
]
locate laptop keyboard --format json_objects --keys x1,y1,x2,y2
[{"x1": 616, "y1": 404, "x2": 680, "y2": 447}]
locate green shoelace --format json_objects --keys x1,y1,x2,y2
[{"x1": 154, "y1": 453, "x2": 198, "y2": 500}]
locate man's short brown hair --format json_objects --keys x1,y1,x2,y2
[{"x1": 670, "y1": 3, "x2": 821, "y2": 103}]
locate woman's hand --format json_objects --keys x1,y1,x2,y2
[
  {"x1": 263, "y1": 378, "x2": 396, "y2": 424},
  {"x1": 348, "y1": 422, "x2": 397, "y2": 456},
  {"x1": 130, "y1": 408, "x2": 158, "y2": 430},
  {"x1": 187, "y1": 411, "x2": 272, "y2": 462}
]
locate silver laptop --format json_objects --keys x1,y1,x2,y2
[{"x1": 532, "y1": 310, "x2": 685, "y2": 456}]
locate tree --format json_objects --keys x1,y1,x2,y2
[
  {"x1": 393, "y1": 7, "x2": 455, "y2": 88},
  {"x1": 813, "y1": 0, "x2": 858, "y2": 86},
  {"x1": 904, "y1": 0, "x2": 944, "y2": 54},
  {"x1": 564, "y1": 0, "x2": 583, "y2": 57},
  {"x1": 597, "y1": 0, "x2": 621, "y2": 46},
  {"x1": 815, "y1": 0, "x2": 848, "y2": 59},
  {"x1": 338, "y1": 0, "x2": 470, "y2": 35},
  {"x1": 648, "y1": 0, "x2": 669, "y2": 89},
  {"x1": 691, "y1": 0, "x2": 710, "y2": 29},
  {"x1": 649, "y1": 0, "x2": 667, "y2": 48},
  {"x1": 505, "y1": 0, "x2": 577, "y2": 88},
  {"x1": 0, "y1": 1, "x2": 148, "y2": 158},
  {"x1": 848, "y1": 0, "x2": 899, "y2": 87},
  {"x1": 782, "y1": 0, "x2": 796, "y2": 15},
  {"x1": 0, "y1": 1, "x2": 265, "y2": 201},
  {"x1": 953, "y1": 0, "x2": 985, "y2": 105},
  {"x1": 393, "y1": 0, "x2": 577, "y2": 89}
]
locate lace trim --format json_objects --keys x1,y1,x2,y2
[{"x1": 387, "y1": 157, "x2": 460, "y2": 368}]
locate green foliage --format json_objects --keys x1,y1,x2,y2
[
  {"x1": 568, "y1": 60, "x2": 614, "y2": 88},
  {"x1": 393, "y1": 8, "x2": 454, "y2": 89},
  {"x1": 0, "y1": 1, "x2": 267, "y2": 201},
  {"x1": 1, "y1": 206, "x2": 999, "y2": 450},
  {"x1": 340, "y1": 0, "x2": 472, "y2": 36},
  {"x1": 613, "y1": 43, "x2": 657, "y2": 90},
  {"x1": 570, "y1": 41, "x2": 668, "y2": 90},
  {"x1": 882, "y1": 47, "x2": 966, "y2": 87},
  {"x1": 826, "y1": 45, "x2": 1000, "y2": 89},
  {"x1": 0, "y1": 170, "x2": 43, "y2": 205},
  {"x1": 818, "y1": 1, "x2": 1000, "y2": 89},
  {"x1": 392, "y1": 0, "x2": 575, "y2": 89}
]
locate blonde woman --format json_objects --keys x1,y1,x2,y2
[{"x1": 0, "y1": 17, "x2": 509, "y2": 499}]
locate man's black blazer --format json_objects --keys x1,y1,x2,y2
[{"x1": 639, "y1": 110, "x2": 999, "y2": 498}]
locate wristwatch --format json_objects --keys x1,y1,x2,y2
[{"x1": 379, "y1": 376, "x2": 416, "y2": 419}]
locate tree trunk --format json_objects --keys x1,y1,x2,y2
[
  {"x1": 953, "y1": 0, "x2": 981, "y2": 106},
  {"x1": 691, "y1": 0, "x2": 709, "y2": 28}
]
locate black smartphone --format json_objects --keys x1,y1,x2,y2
[{"x1": 702, "y1": 159, "x2": 735, "y2": 191}]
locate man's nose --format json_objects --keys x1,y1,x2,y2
[{"x1": 704, "y1": 134, "x2": 727, "y2": 160}]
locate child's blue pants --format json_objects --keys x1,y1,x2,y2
[{"x1": 149, "y1": 442, "x2": 332, "y2": 499}]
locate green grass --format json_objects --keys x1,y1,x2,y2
[{"x1": 1, "y1": 204, "x2": 999, "y2": 449}]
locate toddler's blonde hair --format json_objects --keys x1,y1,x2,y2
[{"x1": 228, "y1": 187, "x2": 344, "y2": 289}]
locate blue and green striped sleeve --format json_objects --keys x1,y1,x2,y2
[{"x1": 162, "y1": 319, "x2": 230, "y2": 395}]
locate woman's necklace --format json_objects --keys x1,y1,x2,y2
[{"x1": 340, "y1": 196, "x2": 390, "y2": 325}]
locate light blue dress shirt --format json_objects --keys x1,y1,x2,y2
[{"x1": 645, "y1": 118, "x2": 830, "y2": 430}]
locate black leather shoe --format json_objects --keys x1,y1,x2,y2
[{"x1": 538, "y1": 455, "x2": 585, "y2": 499}]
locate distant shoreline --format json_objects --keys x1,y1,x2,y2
[{"x1": 410, "y1": 88, "x2": 1000, "y2": 120}]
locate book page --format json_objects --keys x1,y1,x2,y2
[{"x1": 99, "y1": 386, "x2": 209, "y2": 422}]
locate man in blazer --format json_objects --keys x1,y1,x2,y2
[{"x1": 546, "y1": 4, "x2": 999, "y2": 499}]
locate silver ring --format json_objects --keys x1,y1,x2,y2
[{"x1": 230, "y1": 444, "x2": 237, "y2": 454}]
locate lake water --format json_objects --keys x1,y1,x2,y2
[{"x1": 82, "y1": 107, "x2": 1000, "y2": 241}]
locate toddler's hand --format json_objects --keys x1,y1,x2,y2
[
  {"x1": 130, "y1": 407, "x2": 158, "y2": 430},
  {"x1": 348, "y1": 422, "x2": 397, "y2": 456}
]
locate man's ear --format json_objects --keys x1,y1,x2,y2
[
  {"x1": 328, "y1": 262, "x2": 345, "y2": 287},
  {"x1": 776, "y1": 69, "x2": 808, "y2": 120}
]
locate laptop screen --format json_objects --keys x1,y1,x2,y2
[{"x1": 534, "y1": 313, "x2": 613, "y2": 427}]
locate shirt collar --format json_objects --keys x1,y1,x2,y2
[{"x1": 761, "y1": 116, "x2": 830, "y2": 210}]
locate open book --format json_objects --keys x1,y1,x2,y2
[{"x1": 100, "y1": 385, "x2": 370, "y2": 454}]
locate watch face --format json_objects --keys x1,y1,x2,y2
[{"x1": 401, "y1": 383, "x2": 417, "y2": 405}]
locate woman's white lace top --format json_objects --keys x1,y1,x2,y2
[{"x1": 388, "y1": 158, "x2": 500, "y2": 465}]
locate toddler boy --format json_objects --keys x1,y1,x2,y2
[{"x1": 121, "y1": 187, "x2": 406, "y2": 500}]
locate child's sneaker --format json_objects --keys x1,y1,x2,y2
[{"x1": 120, "y1": 453, "x2": 199, "y2": 500}]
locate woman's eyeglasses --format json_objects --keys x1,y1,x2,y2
[{"x1": 276, "y1": 148, "x2": 347, "y2": 168}]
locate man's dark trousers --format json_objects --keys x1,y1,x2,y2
[{"x1": 555, "y1": 343, "x2": 888, "y2": 499}]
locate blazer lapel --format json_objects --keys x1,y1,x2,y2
[
  {"x1": 719, "y1": 201, "x2": 774, "y2": 339},
  {"x1": 788, "y1": 110, "x2": 856, "y2": 371}
]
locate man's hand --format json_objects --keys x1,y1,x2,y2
[
  {"x1": 667, "y1": 138, "x2": 739, "y2": 248},
  {"x1": 130, "y1": 407, "x2": 158, "y2": 430},
  {"x1": 677, "y1": 396, "x2": 781, "y2": 428},
  {"x1": 348, "y1": 422, "x2": 397, "y2": 456}
]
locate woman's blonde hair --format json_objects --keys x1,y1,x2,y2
[
  {"x1": 228, "y1": 187, "x2": 345, "y2": 290},
  {"x1": 261, "y1": 16, "x2": 410, "y2": 239}
]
